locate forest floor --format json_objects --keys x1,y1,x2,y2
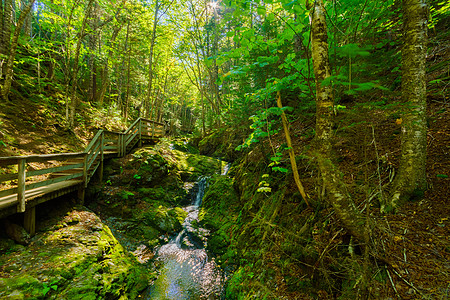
[{"x1": 275, "y1": 97, "x2": 450, "y2": 299}]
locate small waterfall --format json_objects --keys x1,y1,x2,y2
[
  {"x1": 221, "y1": 163, "x2": 231, "y2": 176},
  {"x1": 146, "y1": 177, "x2": 224, "y2": 299}
]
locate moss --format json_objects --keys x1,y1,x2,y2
[
  {"x1": 0, "y1": 275, "x2": 45, "y2": 299},
  {"x1": 170, "y1": 149, "x2": 222, "y2": 181},
  {"x1": 142, "y1": 205, "x2": 182, "y2": 233}
]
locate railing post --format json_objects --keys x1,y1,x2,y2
[
  {"x1": 17, "y1": 158, "x2": 26, "y2": 213},
  {"x1": 118, "y1": 134, "x2": 123, "y2": 157},
  {"x1": 83, "y1": 153, "x2": 88, "y2": 188},
  {"x1": 139, "y1": 119, "x2": 142, "y2": 147},
  {"x1": 152, "y1": 121, "x2": 155, "y2": 138},
  {"x1": 24, "y1": 206, "x2": 35, "y2": 236},
  {"x1": 122, "y1": 133, "x2": 126, "y2": 156},
  {"x1": 99, "y1": 131, "x2": 104, "y2": 182},
  {"x1": 77, "y1": 153, "x2": 88, "y2": 205}
]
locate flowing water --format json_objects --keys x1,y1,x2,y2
[{"x1": 146, "y1": 177, "x2": 225, "y2": 299}]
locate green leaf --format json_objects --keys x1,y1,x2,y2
[
  {"x1": 436, "y1": 174, "x2": 448, "y2": 178},
  {"x1": 272, "y1": 166, "x2": 289, "y2": 173},
  {"x1": 257, "y1": 6, "x2": 266, "y2": 16},
  {"x1": 257, "y1": 186, "x2": 272, "y2": 193}
]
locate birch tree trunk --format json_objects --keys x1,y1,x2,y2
[
  {"x1": 309, "y1": 0, "x2": 365, "y2": 241},
  {"x1": 0, "y1": 0, "x2": 35, "y2": 101},
  {"x1": 387, "y1": 0, "x2": 428, "y2": 211}
]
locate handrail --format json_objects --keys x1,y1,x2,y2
[
  {"x1": 85, "y1": 130, "x2": 104, "y2": 154},
  {"x1": 0, "y1": 117, "x2": 165, "y2": 215},
  {"x1": 0, "y1": 152, "x2": 85, "y2": 166},
  {"x1": 140, "y1": 117, "x2": 164, "y2": 126}
]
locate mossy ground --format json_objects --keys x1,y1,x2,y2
[{"x1": 0, "y1": 208, "x2": 148, "y2": 300}]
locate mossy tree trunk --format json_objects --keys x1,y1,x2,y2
[
  {"x1": 0, "y1": 0, "x2": 13, "y2": 56},
  {"x1": 309, "y1": 0, "x2": 365, "y2": 241},
  {"x1": 387, "y1": 0, "x2": 428, "y2": 212}
]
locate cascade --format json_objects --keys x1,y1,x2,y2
[{"x1": 146, "y1": 177, "x2": 224, "y2": 299}]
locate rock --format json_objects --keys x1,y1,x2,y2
[
  {"x1": 5, "y1": 290, "x2": 24, "y2": 300},
  {"x1": 0, "y1": 208, "x2": 149, "y2": 299},
  {"x1": 2, "y1": 220, "x2": 30, "y2": 246}
]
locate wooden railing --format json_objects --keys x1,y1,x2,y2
[{"x1": 0, "y1": 117, "x2": 165, "y2": 215}]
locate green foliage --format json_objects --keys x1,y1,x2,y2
[
  {"x1": 119, "y1": 190, "x2": 134, "y2": 200},
  {"x1": 42, "y1": 280, "x2": 59, "y2": 296}
]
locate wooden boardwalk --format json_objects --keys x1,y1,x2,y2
[{"x1": 0, "y1": 118, "x2": 165, "y2": 234}]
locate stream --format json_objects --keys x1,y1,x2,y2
[{"x1": 145, "y1": 177, "x2": 226, "y2": 299}]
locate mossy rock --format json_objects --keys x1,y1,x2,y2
[
  {"x1": 171, "y1": 140, "x2": 200, "y2": 154},
  {"x1": 0, "y1": 209, "x2": 149, "y2": 300},
  {"x1": 142, "y1": 205, "x2": 184, "y2": 233},
  {"x1": 198, "y1": 128, "x2": 244, "y2": 161},
  {"x1": 169, "y1": 149, "x2": 222, "y2": 181}
]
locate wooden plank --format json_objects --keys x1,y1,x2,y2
[
  {"x1": 87, "y1": 143, "x2": 101, "y2": 169},
  {"x1": 0, "y1": 173, "x2": 18, "y2": 183},
  {"x1": 125, "y1": 132, "x2": 138, "y2": 147},
  {"x1": 0, "y1": 187, "x2": 17, "y2": 198},
  {"x1": 85, "y1": 130, "x2": 103, "y2": 153},
  {"x1": 27, "y1": 163, "x2": 84, "y2": 177},
  {"x1": 104, "y1": 146, "x2": 118, "y2": 151},
  {"x1": 123, "y1": 118, "x2": 140, "y2": 134},
  {"x1": 104, "y1": 139, "x2": 117, "y2": 144},
  {"x1": 88, "y1": 162, "x2": 100, "y2": 181},
  {"x1": 0, "y1": 152, "x2": 85, "y2": 166},
  {"x1": 26, "y1": 172, "x2": 83, "y2": 191},
  {"x1": 140, "y1": 117, "x2": 164, "y2": 126},
  {"x1": 0, "y1": 180, "x2": 83, "y2": 213}
]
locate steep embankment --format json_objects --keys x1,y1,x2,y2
[{"x1": 197, "y1": 100, "x2": 450, "y2": 299}]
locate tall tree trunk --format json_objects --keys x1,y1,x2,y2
[
  {"x1": 124, "y1": 41, "x2": 132, "y2": 122},
  {"x1": 1, "y1": 0, "x2": 13, "y2": 56},
  {"x1": 87, "y1": 0, "x2": 99, "y2": 103},
  {"x1": 21, "y1": 0, "x2": 32, "y2": 36},
  {"x1": 1, "y1": 0, "x2": 35, "y2": 101},
  {"x1": 309, "y1": 0, "x2": 365, "y2": 241},
  {"x1": 66, "y1": 0, "x2": 94, "y2": 128},
  {"x1": 145, "y1": 0, "x2": 159, "y2": 118},
  {"x1": 387, "y1": 0, "x2": 428, "y2": 211},
  {"x1": 97, "y1": 19, "x2": 125, "y2": 106}
]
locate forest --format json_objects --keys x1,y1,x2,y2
[{"x1": 0, "y1": 0, "x2": 449, "y2": 299}]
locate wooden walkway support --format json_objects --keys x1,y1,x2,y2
[{"x1": 0, "y1": 118, "x2": 165, "y2": 235}]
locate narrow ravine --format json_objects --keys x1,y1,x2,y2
[{"x1": 146, "y1": 177, "x2": 225, "y2": 299}]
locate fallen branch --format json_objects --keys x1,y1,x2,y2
[{"x1": 276, "y1": 91, "x2": 309, "y2": 206}]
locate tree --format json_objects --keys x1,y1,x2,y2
[
  {"x1": 308, "y1": 0, "x2": 365, "y2": 241},
  {"x1": 387, "y1": 0, "x2": 428, "y2": 211},
  {"x1": 66, "y1": 0, "x2": 94, "y2": 128},
  {"x1": 0, "y1": 0, "x2": 13, "y2": 56},
  {"x1": 0, "y1": 0, "x2": 36, "y2": 101}
]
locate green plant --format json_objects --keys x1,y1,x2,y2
[{"x1": 42, "y1": 280, "x2": 58, "y2": 296}]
